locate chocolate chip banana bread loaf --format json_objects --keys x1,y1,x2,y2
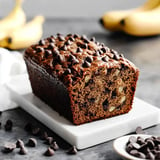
[{"x1": 24, "y1": 34, "x2": 139, "y2": 125}]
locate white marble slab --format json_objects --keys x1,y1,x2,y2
[{"x1": 5, "y1": 74, "x2": 160, "y2": 149}]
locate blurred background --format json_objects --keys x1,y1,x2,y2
[{"x1": 0, "y1": 0, "x2": 145, "y2": 18}]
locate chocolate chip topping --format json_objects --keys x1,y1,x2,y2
[
  {"x1": 16, "y1": 139, "x2": 24, "y2": 148},
  {"x1": 19, "y1": 146, "x2": 28, "y2": 155},
  {"x1": 26, "y1": 34, "x2": 125, "y2": 87},
  {"x1": 50, "y1": 141, "x2": 59, "y2": 151}
]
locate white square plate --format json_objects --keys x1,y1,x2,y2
[{"x1": 6, "y1": 74, "x2": 160, "y2": 149}]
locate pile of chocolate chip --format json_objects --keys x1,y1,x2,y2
[
  {"x1": 1, "y1": 119, "x2": 77, "y2": 157},
  {"x1": 126, "y1": 127, "x2": 160, "y2": 160}
]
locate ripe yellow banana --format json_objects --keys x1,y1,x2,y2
[
  {"x1": 0, "y1": 0, "x2": 26, "y2": 40},
  {"x1": 0, "y1": 16, "x2": 45, "y2": 50},
  {"x1": 120, "y1": 6, "x2": 160, "y2": 36},
  {"x1": 100, "y1": 0, "x2": 160, "y2": 31}
]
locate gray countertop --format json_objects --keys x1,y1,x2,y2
[{"x1": 0, "y1": 18, "x2": 160, "y2": 160}]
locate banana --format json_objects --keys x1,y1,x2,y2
[
  {"x1": 120, "y1": 6, "x2": 160, "y2": 36},
  {"x1": 0, "y1": 16, "x2": 45, "y2": 50},
  {"x1": 0, "y1": 0, "x2": 26, "y2": 40},
  {"x1": 100, "y1": 0, "x2": 160, "y2": 31}
]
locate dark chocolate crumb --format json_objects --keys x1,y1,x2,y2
[
  {"x1": 26, "y1": 138, "x2": 37, "y2": 147},
  {"x1": 4, "y1": 119, "x2": 13, "y2": 131},
  {"x1": 45, "y1": 137, "x2": 54, "y2": 145},
  {"x1": 16, "y1": 139, "x2": 24, "y2": 148},
  {"x1": 136, "y1": 126, "x2": 145, "y2": 134},
  {"x1": 103, "y1": 99, "x2": 109, "y2": 111},
  {"x1": 2, "y1": 143, "x2": 16, "y2": 153},
  {"x1": 67, "y1": 146, "x2": 77, "y2": 154},
  {"x1": 19, "y1": 146, "x2": 28, "y2": 155},
  {"x1": 50, "y1": 141, "x2": 59, "y2": 151},
  {"x1": 44, "y1": 147, "x2": 54, "y2": 156}
]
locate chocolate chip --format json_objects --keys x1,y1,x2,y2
[
  {"x1": 65, "y1": 40, "x2": 71, "y2": 45},
  {"x1": 73, "y1": 34, "x2": 79, "y2": 38},
  {"x1": 111, "y1": 89, "x2": 117, "y2": 99},
  {"x1": 36, "y1": 47, "x2": 44, "y2": 52},
  {"x1": 93, "y1": 51, "x2": 100, "y2": 56},
  {"x1": 80, "y1": 43, "x2": 87, "y2": 49},
  {"x1": 111, "y1": 49, "x2": 120, "y2": 60},
  {"x1": 147, "y1": 140, "x2": 155, "y2": 149},
  {"x1": 39, "y1": 39, "x2": 45, "y2": 45},
  {"x1": 137, "y1": 136, "x2": 145, "y2": 145},
  {"x1": 81, "y1": 35, "x2": 87, "y2": 40},
  {"x1": 89, "y1": 98, "x2": 95, "y2": 103},
  {"x1": 136, "y1": 126, "x2": 145, "y2": 134},
  {"x1": 26, "y1": 138, "x2": 37, "y2": 147},
  {"x1": 64, "y1": 68, "x2": 71, "y2": 75},
  {"x1": 47, "y1": 43, "x2": 55, "y2": 49},
  {"x1": 49, "y1": 38, "x2": 55, "y2": 43},
  {"x1": 101, "y1": 43, "x2": 105, "y2": 47},
  {"x1": 101, "y1": 47, "x2": 106, "y2": 53},
  {"x1": 119, "y1": 54, "x2": 124, "y2": 58},
  {"x1": 146, "y1": 152, "x2": 155, "y2": 160},
  {"x1": 40, "y1": 131, "x2": 48, "y2": 140},
  {"x1": 60, "y1": 45, "x2": 67, "y2": 51},
  {"x1": 50, "y1": 141, "x2": 59, "y2": 151},
  {"x1": 103, "y1": 99, "x2": 109, "y2": 111},
  {"x1": 128, "y1": 136, "x2": 137, "y2": 144},
  {"x1": 58, "y1": 35, "x2": 65, "y2": 41},
  {"x1": 4, "y1": 119, "x2": 13, "y2": 131},
  {"x1": 19, "y1": 146, "x2": 28, "y2": 155},
  {"x1": 52, "y1": 49, "x2": 60, "y2": 57},
  {"x1": 45, "y1": 50, "x2": 52, "y2": 57},
  {"x1": 24, "y1": 122, "x2": 33, "y2": 132},
  {"x1": 83, "y1": 38, "x2": 90, "y2": 44},
  {"x1": 102, "y1": 56, "x2": 109, "y2": 62},
  {"x1": 67, "y1": 33, "x2": 72, "y2": 37},
  {"x1": 44, "y1": 147, "x2": 54, "y2": 156},
  {"x1": 69, "y1": 37, "x2": 74, "y2": 42},
  {"x1": 16, "y1": 139, "x2": 24, "y2": 148},
  {"x1": 67, "y1": 146, "x2": 77, "y2": 154},
  {"x1": 82, "y1": 61, "x2": 91, "y2": 68},
  {"x1": 104, "y1": 88, "x2": 110, "y2": 94},
  {"x1": 85, "y1": 56, "x2": 93, "y2": 63},
  {"x1": 32, "y1": 127, "x2": 40, "y2": 136},
  {"x1": 90, "y1": 37, "x2": 95, "y2": 42},
  {"x1": 76, "y1": 47, "x2": 82, "y2": 53},
  {"x1": 45, "y1": 137, "x2": 54, "y2": 145},
  {"x1": 2, "y1": 143, "x2": 16, "y2": 153},
  {"x1": 71, "y1": 58, "x2": 79, "y2": 65},
  {"x1": 97, "y1": 49, "x2": 103, "y2": 55}
]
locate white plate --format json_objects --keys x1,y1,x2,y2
[
  {"x1": 6, "y1": 74, "x2": 160, "y2": 149},
  {"x1": 113, "y1": 134, "x2": 153, "y2": 160}
]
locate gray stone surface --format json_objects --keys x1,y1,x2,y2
[{"x1": 0, "y1": 18, "x2": 160, "y2": 160}]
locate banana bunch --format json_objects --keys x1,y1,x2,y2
[
  {"x1": 0, "y1": 0, "x2": 45, "y2": 50},
  {"x1": 100, "y1": 0, "x2": 160, "y2": 36}
]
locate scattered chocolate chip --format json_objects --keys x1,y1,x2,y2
[
  {"x1": 104, "y1": 88, "x2": 110, "y2": 94},
  {"x1": 16, "y1": 139, "x2": 24, "y2": 148},
  {"x1": 101, "y1": 43, "x2": 105, "y2": 47},
  {"x1": 2, "y1": 143, "x2": 16, "y2": 153},
  {"x1": 93, "y1": 51, "x2": 100, "y2": 56},
  {"x1": 136, "y1": 126, "x2": 145, "y2": 134},
  {"x1": 111, "y1": 49, "x2": 120, "y2": 60},
  {"x1": 60, "y1": 45, "x2": 67, "y2": 51},
  {"x1": 71, "y1": 58, "x2": 79, "y2": 65},
  {"x1": 49, "y1": 38, "x2": 55, "y2": 43},
  {"x1": 45, "y1": 137, "x2": 54, "y2": 145},
  {"x1": 119, "y1": 54, "x2": 124, "y2": 58},
  {"x1": 67, "y1": 146, "x2": 77, "y2": 154},
  {"x1": 89, "y1": 98, "x2": 95, "y2": 103},
  {"x1": 76, "y1": 47, "x2": 82, "y2": 53},
  {"x1": 40, "y1": 131, "x2": 48, "y2": 140},
  {"x1": 39, "y1": 39, "x2": 45, "y2": 45},
  {"x1": 83, "y1": 38, "x2": 90, "y2": 44},
  {"x1": 90, "y1": 37, "x2": 95, "y2": 42},
  {"x1": 97, "y1": 49, "x2": 103, "y2": 55},
  {"x1": 50, "y1": 141, "x2": 59, "y2": 151},
  {"x1": 19, "y1": 146, "x2": 28, "y2": 155},
  {"x1": 67, "y1": 33, "x2": 72, "y2": 37},
  {"x1": 52, "y1": 49, "x2": 60, "y2": 57},
  {"x1": 111, "y1": 89, "x2": 117, "y2": 99},
  {"x1": 24, "y1": 122, "x2": 33, "y2": 133},
  {"x1": 64, "y1": 68, "x2": 71, "y2": 75},
  {"x1": 80, "y1": 43, "x2": 87, "y2": 49},
  {"x1": 103, "y1": 99, "x2": 109, "y2": 111},
  {"x1": 44, "y1": 147, "x2": 54, "y2": 156},
  {"x1": 102, "y1": 56, "x2": 109, "y2": 62},
  {"x1": 4, "y1": 119, "x2": 13, "y2": 131},
  {"x1": 26, "y1": 138, "x2": 37, "y2": 147},
  {"x1": 82, "y1": 61, "x2": 91, "y2": 68},
  {"x1": 85, "y1": 56, "x2": 93, "y2": 63}
]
